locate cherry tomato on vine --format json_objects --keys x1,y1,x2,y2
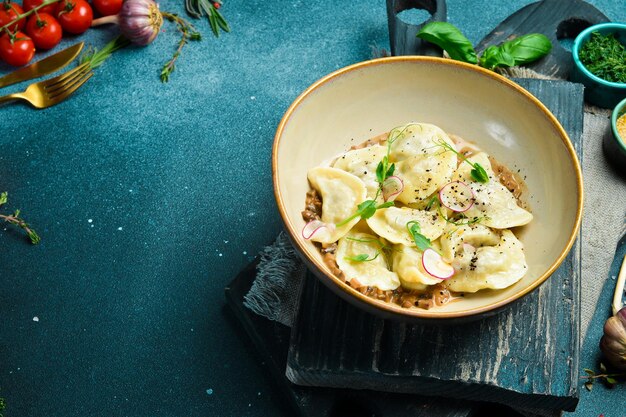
[
  {"x1": 55, "y1": 0, "x2": 92, "y2": 34},
  {"x1": 0, "y1": 2, "x2": 25, "y2": 32},
  {"x1": 23, "y1": 0, "x2": 57, "y2": 15},
  {"x1": 92, "y1": 0, "x2": 122, "y2": 17},
  {"x1": 25, "y1": 13, "x2": 62, "y2": 50},
  {"x1": 0, "y1": 31, "x2": 35, "y2": 66}
]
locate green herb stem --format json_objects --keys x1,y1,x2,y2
[
  {"x1": 435, "y1": 139, "x2": 489, "y2": 183},
  {"x1": 161, "y1": 11, "x2": 202, "y2": 82},
  {"x1": 0, "y1": 192, "x2": 40, "y2": 244},
  {"x1": 80, "y1": 35, "x2": 131, "y2": 69}
]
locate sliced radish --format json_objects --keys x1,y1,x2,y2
[
  {"x1": 382, "y1": 175, "x2": 404, "y2": 202},
  {"x1": 302, "y1": 220, "x2": 335, "y2": 240},
  {"x1": 438, "y1": 181, "x2": 475, "y2": 212},
  {"x1": 422, "y1": 248, "x2": 455, "y2": 279}
]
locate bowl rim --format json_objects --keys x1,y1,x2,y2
[
  {"x1": 572, "y1": 22, "x2": 626, "y2": 89},
  {"x1": 272, "y1": 56, "x2": 584, "y2": 319},
  {"x1": 611, "y1": 96, "x2": 626, "y2": 153}
]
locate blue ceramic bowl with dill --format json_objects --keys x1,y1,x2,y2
[
  {"x1": 605, "y1": 97, "x2": 626, "y2": 172},
  {"x1": 571, "y1": 23, "x2": 626, "y2": 109}
]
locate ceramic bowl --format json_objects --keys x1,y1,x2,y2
[
  {"x1": 605, "y1": 97, "x2": 626, "y2": 172},
  {"x1": 273, "y1": 57, "x2": 583, "y2": 321},
  {"x1": 571, "y1": 23, "x2": 626, "y2": 109}
]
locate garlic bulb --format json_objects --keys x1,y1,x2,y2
[
  {"x1": 118, "y1": 0, "x2": 163, "y2": 45},
  {"x1": 600, "y1": 307, "x2": 626, "y2": 370}
]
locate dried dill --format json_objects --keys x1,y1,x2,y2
[{"x1": 578, "y1": 31, "x2": 626, "y2": 83}]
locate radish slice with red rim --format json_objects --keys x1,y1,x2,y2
[
  {"x1": 438, "y1": 181, "x2": 475, "y2": 212},
  {"x1": 422, "y1": 248, "x2": 455, "y2": 279},
  {"x1": 302, "y1": 220, "x2": 335, "y2": 240},
  {"x1": 382, "y1": 175, "x2": 404, "y2": 202}
]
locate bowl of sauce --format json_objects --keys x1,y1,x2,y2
[{"x1": 607, "y1": 97, "x2": 626, "y2": 172}]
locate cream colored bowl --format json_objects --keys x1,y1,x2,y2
[{"x1": 273, "y1": 56, "x2": 583, "y2": 321}]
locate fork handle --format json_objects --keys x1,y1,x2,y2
[{"x1": 0, "y1": 93, "x2": 23, "y2": 106}]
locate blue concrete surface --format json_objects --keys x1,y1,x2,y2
[{"x1": 0, "y1": 0, "x2": 623, "y2": 416}]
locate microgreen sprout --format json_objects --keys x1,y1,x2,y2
[
  {"x1": 406, "y1": 221, "x2": 431, "y2": 251},
  {"x1": 344, "y1": 252, "x2": 380, "y2": 262},
  {"x1": 434, "y1": 138, "x2": 489, "y2": 183},
  {"x1": 336, "y1": 192, "x2": 394, "y2": 227}
]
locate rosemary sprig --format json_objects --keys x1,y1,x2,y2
[
  {"x1": 184, "y1": 0, "x2": 230, "y2": 37},
  {"x1": 161, "y1": 11, "x2": 202, "y2": 83},
  {"x1": 80, "y1": 35, "x2": 131, "y2": 69},
  {"x1": 0, "y1": 192, "x2": 40, "y2": 244}
]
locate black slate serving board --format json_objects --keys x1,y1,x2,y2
[
  {"x1": 285, "y1": 79, "x2": 584, "y2": 414},
  {"x1": 225, "y1": 259, "x2": 478, "y2": 417}
]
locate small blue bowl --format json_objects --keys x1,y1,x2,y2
[
  {"x1": 604, "y1": 97, "x2": 626, "y2": 173},
  {"x1": 571, "y1": 23, "x2": 626, "y2": 109}
]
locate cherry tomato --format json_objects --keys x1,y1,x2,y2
[
  {"x1": 0, "y1": 2, "x2": 25, "y2": 32},
  {"x1": 25, "y1": 13, "x2": 61, "y2": 50},
  {"x1": 92, "y1": 0, "x2": 122, "y2": 16},
  {"x1": 0, "y1": 31, "x2": 35, "y2": 66},
  {"x1": 23, "y1": 0, "x2": 57, "y2": 15},
  {"x1": 55, "y1": 0, "x2": 92, "y2": 34}
]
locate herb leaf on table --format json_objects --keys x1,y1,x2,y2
[{"x1": 0, "y1": 192, "x2": 40, "y2": 244}]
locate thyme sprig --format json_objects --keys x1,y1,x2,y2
[
  {"x1": 582, "y1": 363, "x2": 626, "y2": 390},
  {"x1": 0, "y1": 192, "x2": 40, "y2": 244},
  {"x1": 161, "y1": 11, "x2": 202, "y2": 82},
  {"x1": 184, "y1": 0, "x2": 230, "y2": 37}
]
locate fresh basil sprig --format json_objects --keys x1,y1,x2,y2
[
  {"x1": 417, "y1": 22, "x2": 478, "y2": 64},
  {"x1": 417, "y1": 22, "x2": 552, "y2": 71}
]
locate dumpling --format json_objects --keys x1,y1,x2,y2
[
  {"x1": 332, "y1": 145, "x2": 387, "y2": 199},
  {"x1": 387, "y1": 122, "x2": 456, "y2": 162},
  {"x1": 442, "y1": 229, "x2": 528, "y2": 293},
  {"x1": 336, "y1": 233, "x2": 400, "y2": 290},
  {"x1": 386, "y1": 123, "x2": 457, "y2": 204},
  {"x1": 366, "y1": 206, "x2": 446, "y2": 246},
  {"x1": 307, "y1": 167, "x2": 367, "y2": 244},
  {"x1": 439, "y1": 223, "x2": 501, "y2": 262},
  {"x1": 451, "y1": 152, "x2": 533, "y2": 229},
  {"x1": 392, "y1": 244, "x2": 443, "y2": 290}
]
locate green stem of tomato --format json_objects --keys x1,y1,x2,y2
[{"x1": 0, "y1": 0, "x2": 62, "y2": 34}]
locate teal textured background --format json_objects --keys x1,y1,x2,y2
[{"x1": 0, "y1": 0, "x2": 623, "y2": 416}]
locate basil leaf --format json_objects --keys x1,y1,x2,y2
[
  {"x1": 500, "y1": 33, "x2": 552, "y2": 66},
  {"x1": 470, "y1": 163, "x2": 489, "y2": 183},
  {"x1": 417, "y1": 22, "x2": 478, "y2": 64},
  {"x1": 480, "y1": 45, "x2": 515, "y2": 69}
]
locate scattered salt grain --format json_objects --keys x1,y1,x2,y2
[
  {"x1": 206, "y1": 389, "x2": 213, "y2": 395},
  {"x1": 87, "y1": 219, "x2": 93, "y2": 223},
  {"x1": 32, "y1": 316, "x2": 39, "y2": 322},
  {"x1": 117, "y1": 227, "x2": 123, "y2": 231}
]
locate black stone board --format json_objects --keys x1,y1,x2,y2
[{"x1": 225, "y1": 259, "x2": 477, "y2": 417}]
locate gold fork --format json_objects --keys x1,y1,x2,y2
[{"x1": 0, "y1": 62, "x2": 93, "y2": 109}]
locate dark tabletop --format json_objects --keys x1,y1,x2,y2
[{"x1": 0, "y1": 0, "x2": 623, "y2": 416}]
